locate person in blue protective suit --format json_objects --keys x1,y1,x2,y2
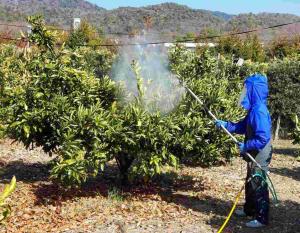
[{"x1": 216, "y1": 73, "x2": 272, "y2": 228}]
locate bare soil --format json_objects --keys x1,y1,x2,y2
[{"x1": 0, "y1": 139, "x2": 299, "y2": 233}]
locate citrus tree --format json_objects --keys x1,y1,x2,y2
[
  {"x1": 1, "y1": 16, "x2": 116, "y2": 186},
  {"x1": 267, "y1": 58, "x2": 300, "y2": 139},
  {"x1": 168, "y1": 46, "x2": 244, "y2": 165},
  {"x1": 0, "y1": 16, "x2": 179, "y2": 186},
  {"x1": 291, "y1": 115, "x2": 300, "y2": 160}
]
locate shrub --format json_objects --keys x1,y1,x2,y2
[
  {"x1": 291, "y1": 115, "x2": 300, "y2": 160},
  {"x1": 267, "y1": 35, "x2": 300, "y2": 59},
  {"x1": 106, "y1": 61, "x2": 179, "y2": 183},
  {"x1": 1, "y1": 16, "x2": 178, "y2": 186},
  {"x1": 216, "y1": 34, "x2": 243, "y2": 59},
  {"x1": 267, "y1": 58, "x2": 300, "y2": 138},
  {"x1": 241, "y1": 34, "x2": 266, "y2": 62},
  {"x1": 66, "y1": 20, "x2": 104, "y2": 49},
  {"x1": 71, "y1": 47, "x2": 115, "y2": 79},
  {"x1": 169, "y1": 46, "x2": 244, "y2": 165},
  {"x1": 0, "y1": 44, "x2": 32, "y2": 137},
  {"x1": 216, "y1": 34, "x2": 266, "y2": 62},
  {"x1": 1, "y1": 16, "x2": 116, "y2": 186},
  {"x1": 292, "y1": 115, "x2": 300, "y2": 144}
]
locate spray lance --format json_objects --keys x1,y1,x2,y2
[{"x1": 181, "y1": 80, "x2": 260, "y2": 168}]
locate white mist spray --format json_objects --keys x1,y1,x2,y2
[{"x1": 111, "y1": 32, "x2": 185, "y2": 114}]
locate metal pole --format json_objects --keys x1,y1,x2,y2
[
  {"x1": 183, "y1": 83, "x2": 263, "y2": 170},
  {"x1": 27, "y1": 25, "x2": 32, "y2": 48}
]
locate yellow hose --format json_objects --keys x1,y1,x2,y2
[{"x1": 217, "y1": 184, "x2": 245, "y2": 233}]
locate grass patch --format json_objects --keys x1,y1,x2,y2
[{"x1": 107, "y1": 187, "x2": 124, "y2": 202}]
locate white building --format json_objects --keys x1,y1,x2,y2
[
  {"x1": 73, "y1": 18, "x2": 81, "y2": 30},
  {"x1": 164, "y1": 42, "x2": 216, "y2": 50}
]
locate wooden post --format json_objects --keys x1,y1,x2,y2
[{"x1": 274, "y1": 115, "x2": 281, "y2": 141}]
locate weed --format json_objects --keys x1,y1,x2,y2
[{"x1": 107, "y1": 187, "x2": 124, "y2": 202}]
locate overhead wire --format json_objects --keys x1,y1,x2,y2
[
  {"x1": 0, "y1": 19, "x2": 299, "y2": 46},
  {"x1": 0, "y1": 22, "x2": 169, "y2": 35},
  {"x1": 0, "y1": 36, "x2": 27, "y2": 42},
  {"x1": 0, "y1": 23, "x2": 28, "y2": 28},
  {"x1": 57, "y1": 19, "x2": 300, "y2": 47}
]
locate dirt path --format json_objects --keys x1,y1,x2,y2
[{"x1": 0, "y1": 139, "x2": 299, "y2": 233}]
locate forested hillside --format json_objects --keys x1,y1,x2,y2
[{"x1": 0, "y1": 1, "x2": 299, "y2": 38}]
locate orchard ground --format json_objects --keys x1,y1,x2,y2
[{"x1": 0, "y1": 139, "x2": 299, "y2": 233}]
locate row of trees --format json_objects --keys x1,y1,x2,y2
[
  {"x1": 0, "y1": 16, "x2": 299, "y2": 187},
  {"x1": 267, "y1": 58, "x2": 300, "y2": 139},
  {"x1": 124, "y1": 26, "x2": 300, "y2": 155},
  {"x1": 176, "y1": 30, "x2": 300, "y2": 62},
  {"x1": 215, "y1": 34, "x2": 300, "y2": 62},
  {"x1": 0, "y1": 16, "x2": 244, "y2": 187},
  {"x1": 1, "y1": 18, "x2": 300, "y2": 62}
]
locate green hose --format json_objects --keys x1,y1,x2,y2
[
  {"x1": 266, "y1": 172, "x2": 279, "y2": 204},
  {"x1": 252, "y1": 172, "x2": 279, "y2": 204}
]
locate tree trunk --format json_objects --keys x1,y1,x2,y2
[
  {"x1": 274, "y1": 115, "x2": 281, "y2": 141},
  {"x1": 115, "y1": 152, "x2": 134, "y2": 185}
]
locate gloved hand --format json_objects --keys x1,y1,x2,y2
[
  {"x1": 215, "y1": 120, "x2": 228, "y2": 129},
  {"x1": 238, "y1": 142, "x2": 246, "y2": 154}
]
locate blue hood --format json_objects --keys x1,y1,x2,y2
[
  {"x1": 241, "y1": 74, "x2": 269, "y2": 110},
  {"x1": 226, "y1": 73, "x2": 271, "y2": 151}
]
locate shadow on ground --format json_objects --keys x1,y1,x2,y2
[
  {"x1": 158, "y1": 189, "x2": 300, "y2": 233},
  {"x1": 0, "y1": 160, "x2": 50, "y2": 183},
  {"x1": 33, "y1": 169, "x2": 204, "y2": 206},
  {"x1": 273, "y1": 147, "x2": 299, "y2": 158},
  {"x1": 270, "y1": 166, "x2": 300, "y2": 181},
  {"x1": 207, "y1": 199, "x2": 300, "y2": 233},
  {"x1": 1, "y1": 159, "x2": 299, "y2": 233},
  {"x1": 33, "y1": 169, "x2": 300, "y2": 232}
]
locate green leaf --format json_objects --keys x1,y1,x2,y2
[
  {"x1": 23, "y1": 125, "x2": 30, "y2": 138},
  {"x1": 0, "y1": 176, "x2": 16, "y2": 203},
  {"x1": 34, "y1": 92, "x2": 44, "y2": 98},
  {"x1": 137, "y1": 120, "x2": 142, "y2": 127}
]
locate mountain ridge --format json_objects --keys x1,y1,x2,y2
[{"x1": 0, "y1": 0, "x2": 299, "y2": 38}]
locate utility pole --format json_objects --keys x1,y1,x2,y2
[
  {"x1": 26, "y1": 25, "x2": 32, "y2": 48},
  {"x1": 143, "y1": 16, "x2": 152, "y2": 31}
]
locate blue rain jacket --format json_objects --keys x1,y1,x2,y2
[{"x1": 226, "y1": 74, "x2": 272, "y2": 151}]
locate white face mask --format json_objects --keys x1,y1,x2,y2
[{"x1": 238, "y1": 85, "x2": 247, "y2": 107}]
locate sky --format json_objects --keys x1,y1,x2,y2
[{"x1": 87, "y1": 0, "x2": 300, "y2": 15}]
